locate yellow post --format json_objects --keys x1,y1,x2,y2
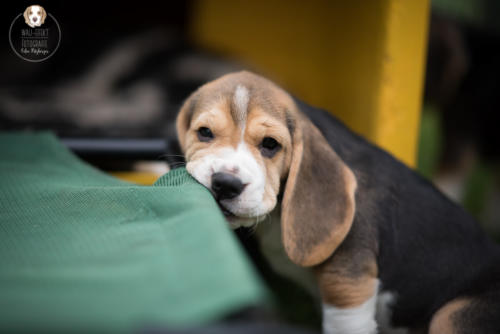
[
  {"x1": 189, "y1": 0, "x2": 429, "y2": 167},
  {"x1": 111, "y1": 172, "x2": 161, "y2": 185}
]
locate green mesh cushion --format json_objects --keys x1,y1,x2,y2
[{"x1": 0, "y1": 132, "x2": 266, "y2": 333}]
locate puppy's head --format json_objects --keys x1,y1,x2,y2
[
  {"x1": 24, "y1": 5, "x2": 47, "y2": 27},
  {"x1": 177, "y1": 71, "x2": 356, "y2": 266}
]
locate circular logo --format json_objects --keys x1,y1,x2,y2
[{"x1": 9, "y1": 5, "x2": 61, "y2": 62}]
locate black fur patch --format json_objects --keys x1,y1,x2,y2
[{"x1": 295, "y1": 97, "x2": 500, "y2": 331}]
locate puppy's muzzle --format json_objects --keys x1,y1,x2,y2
[{"x1": 211, "y1": 172, "x2": 245, "y2": 200}]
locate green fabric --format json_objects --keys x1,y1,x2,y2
[{"x1": 0, "y1": 132, "x2": 266, "y2": 332}]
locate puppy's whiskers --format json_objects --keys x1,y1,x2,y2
[
  {"x1": 167, "y1": 162, "x2": 187, "y2": 169},
  {"x1": 158, "y1": 154, "x2": 186, "y2": 159}
]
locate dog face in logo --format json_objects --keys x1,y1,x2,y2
[{"x1": 24, "y1": 5, "x2": 47, "y2": 28}]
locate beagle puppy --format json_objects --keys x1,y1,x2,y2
[
  {"x1": 24, "y1": 5, "x2": 47, "y2": 28},
  {"x1": 176, "y1": 71, "x2": 500, "y2": 333}
]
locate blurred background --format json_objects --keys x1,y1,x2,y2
[{"x1": 1, "y1": 0, "x2": 499, "y2": 265}]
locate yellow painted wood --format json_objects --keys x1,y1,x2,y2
[
  {"x1": 374, "y1": 0, "x2": 430, "y2": 167},
  {"x1": 111, "y1": 172, "x2": 160, "y2": 185},
  {"x1": 189, "y1": 0, "x2": 429, "y2": 166}
]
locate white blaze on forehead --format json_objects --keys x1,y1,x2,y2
[
  {"x1": 30, "y1": 6, "x2": 41, "y2": 15},
  {"x1": 233, "y1": 85, "x2": 249, "y2": 127}
]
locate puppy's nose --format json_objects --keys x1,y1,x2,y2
[
  {"x1": 211, "y1": 172, "x2": 244, "y2": 200},
  {"x1": 33, "y1": 17, "x2": 38, "y2": 22}
]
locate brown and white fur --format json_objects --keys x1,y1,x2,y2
[
  {"x1": 23, "y1": 5, "x2": 47, "y2": 28},
  {"x1": 176, "y1": 71, "x2": 500, "y2": 334}
]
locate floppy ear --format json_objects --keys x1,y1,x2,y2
[
  {"x1": 40, "y1": 7, "x2": 47, "y2": 23},
  {"x1": 281, "y1": 114, "x2": 357, "y2": 267},
  {"x1": 175, "y1": 92, "x2": 198, "y2": 152},
  {"x1": 23, "y1": 7, "x2": 30, "y2": 25}
]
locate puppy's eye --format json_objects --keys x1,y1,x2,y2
[
  {"x1": 197, "y1": 127, "x2": 214, "y2": 142},
  {"x1": 260, "y1": 137, "x2": 281, "y2": 158}
]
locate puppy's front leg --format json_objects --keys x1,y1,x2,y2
[
  {"x1": 316, "y1": 263, "x2": 379, "y2": 334},
  {"x1": 321, "y1": 285, "x2": 378, "y2": 334}
]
